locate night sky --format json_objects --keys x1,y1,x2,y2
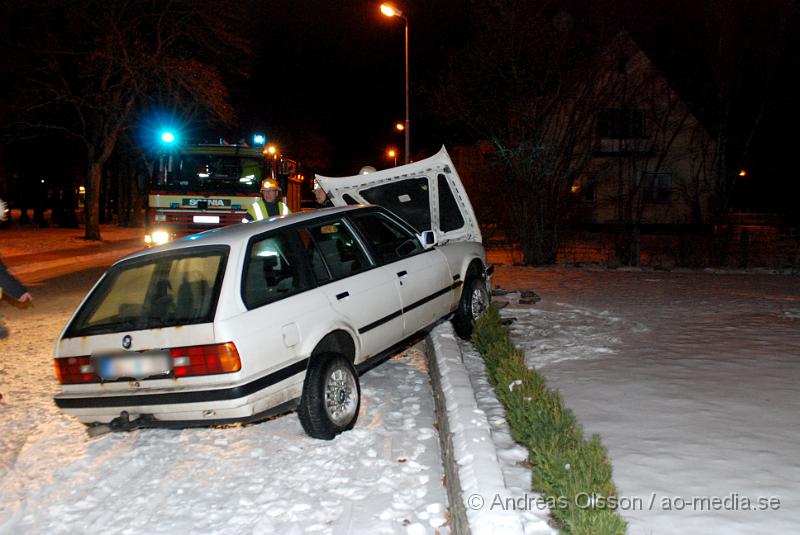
[
  {"x1": 224, "y1": 0, "x2": 799, "y2": 212},
  {"x1": 235, "y1": 0, "x2": 470, "y2": 175},
  {"x1": 2, "y1": 0, "x2": 797, "y2": 211}
]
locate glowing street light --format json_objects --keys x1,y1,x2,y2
[
  {"x1": 380, "y1": 3, "x2": 399, "y2": 17},
  {"x1": 380, "y1": 3, "x2": 410, "y2": 164},
  {"x1": 253, "y1": 134, "x2": 265, "y2": 146},
  {"x1": 160, "y1": 131, "x2": 175, "y2": 143},
  {"x1": 395, "y1": 122, "x2": 404, "y2": 131},
  {"x1": 387, "y1": 148, "x2": 398, "y2": 166}
]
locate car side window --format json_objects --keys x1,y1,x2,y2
[
  {"x1": 349, "y1": 212, "x2": 424, "y2": 264},
  {"x1": 296, "y1": 227, "x2": 332, "y2": 284},
  {"x1": 304, "y1": 219, "x2": 371, "y2": 280},
  {"x1": 438, "y1": 173, "x2": 465, "y2": 232},
  {"x1": 242, "y1": 230, "x2": 308, "y2": 309}
]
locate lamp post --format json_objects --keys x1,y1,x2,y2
[
  {"x1": 387, "y1": 148, "x2": 398, "y2": 167},
  {"x1": 380, "y1": 3, "x2": 410, "y2": 164}
]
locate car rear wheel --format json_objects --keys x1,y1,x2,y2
[
  {"x1": 453, "y1": 277, "x2": 489, "y2": 340},
  {"x1": 298, "y1": 353, "x2": 361, "y2": 440}
]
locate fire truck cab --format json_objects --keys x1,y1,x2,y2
[{"x1": 145, "y1": 143, "x2": 302, "y2": 246}]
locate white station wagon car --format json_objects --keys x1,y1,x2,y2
[{"x1": 54, "y1": 147, "x2": 492, "y2": 439}]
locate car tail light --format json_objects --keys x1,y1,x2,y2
[
  {"x1": 170, "y1": 342, "x2": 241, "y2": 377},
  {"x1": 54, "y1": 356, "x2": 99, "y2": 384}
]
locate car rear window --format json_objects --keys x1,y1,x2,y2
[
  {"x1": 358, "y1": 177, "x2": 431, "y2": 233},
  {"x1": 65, "y1": 246, "x2": 228, "y2": 337}
]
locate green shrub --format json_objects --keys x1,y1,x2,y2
[{"x1": 472, "y1": 306, "x2": 627, "y2": 534}]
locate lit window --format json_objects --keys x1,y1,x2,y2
[{"x1": 571, "y1": 176, "x2": 597, "y2": 203}]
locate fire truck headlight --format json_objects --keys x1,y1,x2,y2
[{"x1": 152, "y1": 230, "x2": 170, "y2": 245}]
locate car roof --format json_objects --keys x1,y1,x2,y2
[{"x1": 120, "y1": 205, "x2": 375, "y2": 263}]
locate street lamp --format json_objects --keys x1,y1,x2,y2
[
  {"x1": 380, "y1": 3, "x2": 410, "y2": 164},
  {"x1": 387, "y1": 148, "x2": 398, "y2": 166}
]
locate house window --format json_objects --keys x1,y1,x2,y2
[
  {"x1": 571, "y1": 175, "x2": 597, "y2": 203},
  {"x1": 642, "y1": 173, "x2": 672, "y2": 203},
  {"x1": 598, "y1": 109, "x2": 645, "y2": 139}
]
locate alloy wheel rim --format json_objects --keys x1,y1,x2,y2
[
  {"x1": 470, "y1": 287, "x2": 487, "y2": 320},
  {"x1": 325, "y1": 365, "x2": 357, "y2": 426}
]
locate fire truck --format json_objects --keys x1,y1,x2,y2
[{"x1": 145, "y1": 141, "x2": 302, "y2": 246}]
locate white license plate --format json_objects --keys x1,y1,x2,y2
[
  {"x1": 193, "y1": 215, "x2": 220, "y2": 224},
  {"x1": 97, "y1": 353, "x2": 171, "y2": 380}
]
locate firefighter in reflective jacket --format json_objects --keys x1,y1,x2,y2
[{"x1": 246, "y1": 179, "x2": 291, "y2": 221}]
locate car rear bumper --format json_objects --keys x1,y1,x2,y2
[{"x1": 54, "y1": 358, "x2": 308, "y2": 424}]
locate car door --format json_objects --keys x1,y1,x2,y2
[
  {"x1": 230, "y1": 229, "x2": 325, "y2": 378},
  {"x1": 348, "y1": 210, "x2": 452, "y2": 336},
  {"x1": 298, "y1": 217, "x2": 404, "y2": 361},
  {"x1": 315, "y1": 146, "x2": 482, "y2": 245}
]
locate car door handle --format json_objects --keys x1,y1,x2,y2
[
  {"x1": 396, "y1": 270, "x2": 407, "y2": 278},
  {"x1": 336, "y1": 291, "x2": 350, "y2": 300}
]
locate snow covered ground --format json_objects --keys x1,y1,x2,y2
[
  {"x1": 492, "y1": 267, "x2": 800, "y2": 534},
  {"x1": 0, "y1": 223, "x2": 141, "y2": 258},
  {"x1": 4, "y1": 223, "x2": 799, "y2": 534},
  {"x1": 1, "y1": 223, "x2": 142, "y2": 281},
  {"x1": 0, "y1": 267, "x2": 449, "y2": 534}
]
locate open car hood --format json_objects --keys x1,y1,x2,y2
[{"x1": 316, "y1": 146, "x2": 481, "y2": 244}]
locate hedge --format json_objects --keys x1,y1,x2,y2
[{"x1": 471, "y1": 306, "x2": 627, "y2": 534}]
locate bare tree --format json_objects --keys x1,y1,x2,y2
[
  {"x1": 1, "y1": 0, "x2": 251, "y2": 239},
  {"x1": 432, "y1": 0, "x2": 616, "y2": 264}
]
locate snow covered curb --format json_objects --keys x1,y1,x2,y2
[{"x1": 426, "y1": 322, "x2": 526, "y2": 535}]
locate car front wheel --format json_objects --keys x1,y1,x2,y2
[
  {"x1": 298, "y1": 353, "x2": 361, "y2": 440},
  {"x1": 453, "y1": 277, "x2": 489, "y2": 340}
]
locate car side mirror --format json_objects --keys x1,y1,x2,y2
[{"x1": 419, "y1": 230, "x2": 437, "y2": 249}]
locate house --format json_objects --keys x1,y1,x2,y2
[
  {"x1": 568, "y1": 32, "x2": 717, "y2": 227},
  {"x1": 451, "y1": 32, "x2": 717, "y2": 230}
]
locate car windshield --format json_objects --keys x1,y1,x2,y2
[
  {"x1": 157, "y1": 153, "x2": 264, "y2": 194},
  {"x1": 65, "y1": 246, "x2": 228, "y2": 337}
]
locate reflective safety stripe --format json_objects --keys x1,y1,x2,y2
[
  {"x1": 247, "y1": 199, "x2": 290, "y2": 220},
  {"x1": 247, "y1": 199, "x2": 267, "y2": 221},
  {"x1": 252, "y1": 200, "x2": 264, "y2": 220}
]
